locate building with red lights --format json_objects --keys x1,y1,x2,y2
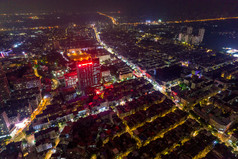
[
  {"x1": 76, "y1": 58, "x2": 101, "y2": 93},
  {"x1": 64, "y1": 72, "x2": 78, "y2": 87},
  {"x1": 66, "y1": 51, "x2": 101, "y2": 93}
]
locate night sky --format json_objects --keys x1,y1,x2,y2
[{"x1": 0, "y1": 0, "x2": 238, "y2": 19}]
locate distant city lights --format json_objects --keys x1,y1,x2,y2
[
  {"x1": 146, "y1": 20, "x2": 151, "y2": 23},
  {"x1": 227, "y1": 49, "x2": 238, "y2": 54},
  {"x1": 223, "y1": 47, "x2": 238, "y2": 57},
  {"x1": 13, "y1": 42, "x2": 23, "y2": 48},
  {"x1": 0, "y1": 50, "x2": 12, "y2": 58}
]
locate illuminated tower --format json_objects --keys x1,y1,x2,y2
[
  {"x1": 187, "y1": 27, "x2": 193, "y2": 35},
  {"x1": 76, "y1": 58, "x2": 101, "y2": 94},
  {"x1": 198, "y1": 28, "x2": 205, "y2": 43},
  {"x1": 0, "y1": 63, "x2": 10, "y2": 104},
  {"x1": 67, "y1": 50, "x2": 101, "y2": 94},
  {"x1": 76, "y1": 60, "x2": 94, "y2": 93}
]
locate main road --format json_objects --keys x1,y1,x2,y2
[
  {"x1": 92, "y1": 25, "x2": 163, "y2": 92},
  {"x1": 97, "y1": 12, "x2": 118, "y2": 25},
  {"x1": 3, "y1": 96, "x2": 51, "y2": 147}
]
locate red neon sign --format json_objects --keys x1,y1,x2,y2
[{"x1": 78, "y1": 62, "x2": 93, "y2": 67}]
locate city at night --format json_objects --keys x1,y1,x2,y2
[{"x1": 1, "y1": 0, "x2": 238, "y2": 158}]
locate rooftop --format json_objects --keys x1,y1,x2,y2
[{"x1": 67, "y1": 51, "x2": 91, "y2": 62}]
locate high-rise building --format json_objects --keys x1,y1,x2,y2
[
  {"x1": 187, "y1": 27, "x2": 193, "y2": 35},
  {"x1": 76, "y1": 60, "x2": 93, "y2": 92},
  {"x1": 76, "y1": 58, "x2": 101, "y2": 94},
  {"x1": 184, "y1": 34, "x2": 190, "y2": 43},
  {"x1": 178, "y1": 27, "x2": 205, "y2": 45},
  {"x1": 0, "y1": 63, "x2": 10, "y2": 103},
  {"x1": 92, "y1": 58, "x2": 101, "y2": 86},
  {"x1": 198, "y1": 28, "x2": 205, "y2": 43},
  {"x1": 178, "y1": 33, "x2": 183, "y2": 41},
  {"x1": 66, "y1": 50, "x2": 101, "y2": 94},
  {"x1": 191, "y1": 36, "x2": 201, "y2": 45}
]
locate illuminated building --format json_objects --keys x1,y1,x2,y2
[
  {"x1": 0, "y1": 50, "x2": 12, "y2": 58},
  {"x1": 52, "y1": 69, "x2": 66, "y2": 81},
  {"x1": 178, "y1": 27, "x2": 205, "y2": 45},
  {"x1": 12, "y1": 75, "x2": 41, "y2": 91},
  {"x1": 119, "y1": 69, "x2": 133, "y2": 80},
  {"x1": 76, "y1": 58, "x2": 101, "y2": 94},
  {"x1": 5, "y1": 99, "x2": 34, "y2": 119},
  {"x1": 178, "y1": 33, "x2": 183, "y2": 41},
  {"x1": 98, "y1": 54, "x2": 111, "y2": 64},
  {"x1": 191, "y1": 36, "x2": 201, "y2": 45},
  {"x1": 223, "y1": 48, "x2": 238, "y2": 57},
  {"x1": 64, "y1": 72, "x2": 78, "y2": 87},
  {"x1": 67, "y1": 51, "x2": 101, "y2": 93},
  {"x1": 6, "y1": 68, "x2": 41, "y2": 118},
  {"x1": 187, "y1": 27, "x2": 193, "y2": 35},
  {"x1": 184, "y1": 34, "x2": 190, "y2": 43},
  {"x1": 67, "y1": 49, "x2": 91, "y2": 62},
  {"x1": 198, "y1": 28, "x2": 205, "y2": 43},
  {"x1": 101, "y1": 70, "x2": 111, "y2": 77},
  {"x1": 0, "y1": 63, "x2": 10, "y2": 104}
]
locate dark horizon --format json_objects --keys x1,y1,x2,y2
[{"x1": 0, "y1": 0, "x2": 238, "y2": 19}]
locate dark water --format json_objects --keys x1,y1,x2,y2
[{"x1": 201, "y1": 19, "x2": 238, "y2": 51}]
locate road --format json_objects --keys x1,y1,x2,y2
[
  {"x1": 44, "y1": 125, "x2": 66, "y2": 159},
  {"x1": 92, "y1": 25, "x2": 163, "y2": 93},
  {"x1": 97, "y1": 12, "x2": 238, "y2": 25},
  {"x1": 33, "y1": 67, "x2": 42, "y2": 79},
  {"x1": 4, "y1": 96, "x2": 51, "y2": 146},
  {"x1": 51, "y1": 78, "x2": 59, "y2": 90},
  {"x1": 166, "y1": 16, "x2": 238, "y2": 24},
  {"x1": 97, "y1": 12, "x2": 118, "y2": 25},
  {"x1": 44, "y1": 136, "x2": 60, "y2": 159}
]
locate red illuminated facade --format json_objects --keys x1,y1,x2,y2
[
  {"x1": 78, "y1": 62, "x2": 93, "y2": 67},
  {"x1": 64, "y1": 72, "x2": 78, "y2": 87},
  {"x1": 76, "y1": 58, "x2": 101, "y2": 93}
]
